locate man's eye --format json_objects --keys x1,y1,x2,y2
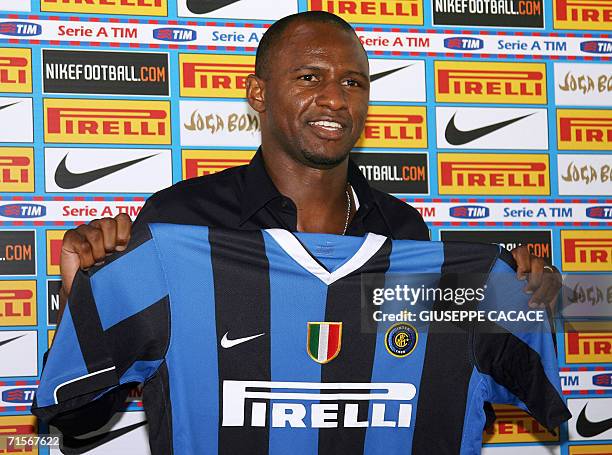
[
  {"x1": 299, "y1": 74, "x2": 316, "y2": 82},
  {"x1": 344, "y1": 79, "x2": 359, "y2": 87}
]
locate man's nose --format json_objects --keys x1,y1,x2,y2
[{"x1": 314, "y1": 81, "x2": 348, "y2": 110}]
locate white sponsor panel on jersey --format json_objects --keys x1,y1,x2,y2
[
  {"x1": 177, "y1": 0, "x2": 298, "y2": 19},
  {"x1": 562, "y1": 274, "x2": 612, "y2": 319},
  {"x1": 0, "y1": 1, "x2": 30, "y2": 12},
  {"x1": 435, "y1": 107, "x2": 548, "y2": 150},
  {"x1": 558, "y1": 154, "x2": 612, "y2": 196},
  {"x1": 51, "y1": 411, "x2": 150, "y2": 455},
  {"x1": 482, "y1": 446, "x2": 560, "y2": 455},
  {"x1": 44, "y1": 148, "x2": 172, "y2": 193},
  {"x1": 568, "y1": 398, "x2": 612, "y2": 441},
  {"x1": 561, "y1": 369, "x2": 612, "y2": 393},
  {"x1": 554, "y1": 63, "x2": 612, "y2": 107},
  {"x1": 0, "y1": 98, "x2": 33, "y2": 143},
  {"x1": 0, "y1": 330, "x2": 37, "y2": 377},
  {"x1": 369, "y1": 59, "x2": 426, "y2": 102},
  {"x1": 180, "y1": 100, "x2": 261, "y2": 147}
]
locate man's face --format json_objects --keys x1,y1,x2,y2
[{"x1": 258, "y1": 22, "x2": 370, "y2": 168}]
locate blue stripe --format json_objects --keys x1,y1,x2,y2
[
  {"x1": 459, "y1": 368, "x2": 487, "y2": 455},
  {"x1": 36, "y1": 306, "x2": 88, "y2": 407},
  {"x1": 364, "y1": 240, "x2": 444, "y2": 454},
  {"x1": 264, "y1": 232, "x2": 327, "y2": 455},
  {"x1": 91, "y1": 238, "x2": 168, "y2": 330},
  {"x1": 150, "y1": 224, "x2": 219, "y2": 455}
]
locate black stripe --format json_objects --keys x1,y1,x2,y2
[
  {"x1": 412, "y1": 242, "x2": 498, "y2": 454},
  {"x1": 143, "y1": 362, "x2": 174, "y2": 455},
  {"x1": 70, "y1": 270, "x2": 115, "y2": 373},
  {"x1": 104, "y1": 296, "x2": 170, "y2": 377},
  {"x1": 318, "y1": 239, "x2": 392, "y2": 454},
  {"x1": 209, "y1": 228, "x2": 271, "y2": 455}
]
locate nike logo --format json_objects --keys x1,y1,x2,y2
[
  {"x1": 370, "y1": 65, "x2": 412, "y2": 83},
  {"x1": 186, "y1": 0, "x2": 241, "y2": 14},
  {"x1": 54, "y1": 153, "x2": 157, "y2": 189},
  {"x1": 444, "y1": 112, "x2": 533, "y2": 146},
  {"x1": 220, "y1": 332, "x2": 265, "y2": 349},
  {"x1": 0, "y1": 334, "x2": 25, "y2": 348},
  {"x1": 576, "y1": 404, "x2": 612, "y2": 438},
  {"x1": 62, "y1": 420, "x2": 147, "y2": 454},
  {"x1": 0, "y1": 101, "x2": 19, "y2": 112}
]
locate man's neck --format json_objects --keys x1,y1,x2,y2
[{"x1": 262, "y1": 148, "x2": 354, "y2": 234}]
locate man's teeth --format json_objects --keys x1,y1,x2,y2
[{"x1": 310, "y1": 120, "x2": 343, "y2": 130}]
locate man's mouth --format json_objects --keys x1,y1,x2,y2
[
  {"x1": 308, "y1": 120, "x2": 344, "y2": 131},
  {"x1": 307, "y1": 119, "x2": 347, "y2": 140}
]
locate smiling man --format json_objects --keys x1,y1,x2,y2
[{"x1": 47, "y1": 9, "x2": 562, "y2": 453}]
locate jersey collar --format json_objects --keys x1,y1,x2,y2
[{"x1": 265, "y1": 229, "x2": 387, "y2": 285}]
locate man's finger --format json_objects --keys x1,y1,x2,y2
[
  {"x1": 75, "y1": 224, "x2": 107, "y2": 264},
  {"x1": 60, "y1": 229, "x2": 83, "y2": 295},
  {"x1": 115, "y1": 213, "x2": 132, "y2": 251},
  {"x1": 511, "y1": 245, "x2": 531, "y2": 280},
  {"x1": 90, "y1": 218, "x2": 118, "y2": 253},
  {"x1": 524, "y1": 257, "x2": 545, "y2": 294}
]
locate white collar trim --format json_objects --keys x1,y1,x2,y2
[{"x1": 265, "y1": 229, "x2": 387, "y2": 285}]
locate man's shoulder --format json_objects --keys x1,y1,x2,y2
[
  {"x1": 369, "y1": 188, "x2": 429, "y2": 240},
  {"x1": 148, "y1": 165, "x2": 245, "y2": 206}
]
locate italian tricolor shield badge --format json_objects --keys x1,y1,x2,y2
[{"x1": 307, "y1": 322, "x2": 342, "y2": 364}]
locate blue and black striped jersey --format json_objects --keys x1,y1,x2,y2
[{"x1": 32, "y1": 224, "x2": 570, "y2": 455}]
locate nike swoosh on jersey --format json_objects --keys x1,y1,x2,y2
[
  {"x1": 444, "y1": 112, "x2": 533, "y2": 146},
  {"x1": 186, "y1": 0, "x2": 241, "y2": 14},
  {"x1": 0, "y1": 101, "x2": 19, "y2": 112},
  {"x1": 54, "y1": 154, "x2": 157, "y2": 189},
  {"x1": 576, "y1": 404, "x2": 612, "y2": 438},
  {"x1": 370, "y1": 65, "x2": 412, "y2": 82},
  {"x1": 220, "y1": 332, "x2": 265, "y2": 349},
  {"x1": 0, "y1": 334, "x2": 25, "y2": 348},
  {"x1": 61, "y1": 420, "x2": 148, "y2": 454}
]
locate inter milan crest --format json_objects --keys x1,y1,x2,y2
[
  {"x1": 307, "y1": 322, "x2": 342, "y2": 364},
  {"x1": 385, "y1": 323, "x2": 418, "y2": 358}
]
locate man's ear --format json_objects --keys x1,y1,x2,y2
[{"x1": 246, "y1": 74, "x2": 265, "y2": 113}]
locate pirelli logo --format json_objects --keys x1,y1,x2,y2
[
  {"x1": 41, "y1": 0, "x2": 167, "y2": 16},
  {"x1": 0, "y1": 48, "x2": 31, "y2": 93},
  {"x1": 0, "y1": 415, "x2": 38, "y2": 454},
  {"x1": 308, "y1": 0, "x2": 423, "y2": 25},
  {"x1": 562, "y1": 230, "x2": 612, "y2": 272},
  {"x1": 182, "y1": 149, "x2": 255, "y2": 180},
  {"x1": 44, "y1": 99, "x2": 171, "y2": 145},
  {"x1": 483, "y1": 405, "x2": 558, "y2": 444},
  {"x1": 557, "y1": 109, "x2": 612, "y2": 151},
  {"x1": 180, "y1": 54, "x2": 254, "y2": 99},
  {"x1": 554, "y1": 0, "x2": 612, "y2": 30},
  {"x1": 438, "y1": 153, "x2": 550, "y2": 195},
  {"x1": 46, "y1": 230, "x2": 65, "y2": 276},
  {"x1": 570, "y1": 444, "x2": 612, "y2": 454},
  {"x1": 0, "y1": 281, "x2": 36, "y2": 326},
  {"x1": 435, "y1": 61, "x2": 547, "y2": 104},
  {"x1": 0, "y1": 148, "x2": 34, "y2": 193},
  {"x1": 356, "y1": 106, "x2": 427, "y2": 149},
  {"x1": 565, "y1": 321, "x2": 612, "y2": 364}
]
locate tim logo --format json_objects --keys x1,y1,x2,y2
[
  {"x1": 153, "y1": 27, "x2": 196, "y2": 42},
  {"x1": 0, "y1": 22, "x2": 41, "y2": 37},
  {"x1": 1, "y1": 387, "x2": 36, "y2": 404},
  {"x1": 586, "y1": 206, "x2": 612, "y2": 219},
  {"x1": 580, "y1": 40, "x2": 612, "y2": 54},
  {"x1": 593, "y1": 373, "x2": 612, "y2": 387},
  {"x1": 222, "y1": 381, "x2": 415, "y2": 428},
  {"x1": 443, "y1": 37, "x2": 484, "y2": 51},
  {"x1": 0, "y1": 204, "x2": 45, "y2": 219},
  {"x1": 449, "y1": 205, "x2": 489, "y2": 219}
]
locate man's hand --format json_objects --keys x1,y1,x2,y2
[
  {"x1": 58, "y1": 214, "x2": 132, "y2": 320},
  {"x1": 511, "y1": 245, "x2": 562, "y2": 310}
]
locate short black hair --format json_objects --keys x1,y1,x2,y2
[{"x1": 255, "y1": 11, "x2": 362, "y2": 78}]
